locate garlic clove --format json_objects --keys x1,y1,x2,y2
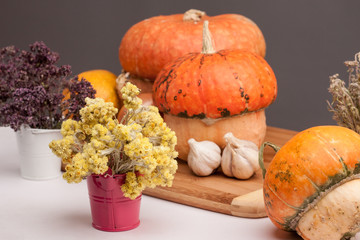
[
  {"x1": 231, "y1": 148, "x2": 258, "y2": 179},
  {"x1": 221, "y1": 145, "x2": 234, "y2": 177},
  {"x1": 187, "y1": 138, "x2": 221, "y2": 176},
  {"x1": 236, "y1": 144, "x2": 260, "y2": 171},
  {"x1": 224, "y1": 132, "x2": 258, "y2": 152},
  {"x1": 221, "y1": 132, "x2": 260, "y2": 179}
]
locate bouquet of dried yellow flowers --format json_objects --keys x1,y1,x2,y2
[{"x1": 49, "y1": 82, "x2": 178, "y2": 199}]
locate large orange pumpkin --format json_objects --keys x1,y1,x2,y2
[
  {"x1": 263, "y1": 125, "x2": 360, "y2": 240},
  {"x1": 153, "y1": 21, "x2": 277, "y2": 160},
  {"x1": 119, "y1": 9, "x2": 266, "y2": 80}
]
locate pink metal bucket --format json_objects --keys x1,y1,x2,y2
[{"x1": 87, "y1": 173, "x2": 141, "y2": 231}]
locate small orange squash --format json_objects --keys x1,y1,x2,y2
[
  {"x1": 153, "y1": 21, "x2": 277, "y2": 160},
  {"x1": 262, "y1": 125, "x2": 360, "y2": 240},
  {"x1": 119, "y1": 9, "x2": 266, "y2": 80},
  {"x1": 77, "y1": 69, "x2": 121, "y2": 110}
]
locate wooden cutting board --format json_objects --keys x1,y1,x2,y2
[{"x1": 143, "y1": 126, "x2": 297, "y2": 218}]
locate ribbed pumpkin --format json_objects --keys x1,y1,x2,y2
[
  {"x1": 119, "y1": 9, "x2": 266, "y2": 80},
  {"x1": 153, "y1": 21, "x2": 277, "y2": 160},
  {"x1": 262, "y1": 126, "x2": 360, "y2": 240}
]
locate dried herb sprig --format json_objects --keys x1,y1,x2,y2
[
  {"x1": 0, "y1": 41, "x2": 95, "y2": 131},
  {"x1": 328, "y1": 52, "x2": 360, "y2": 133}
]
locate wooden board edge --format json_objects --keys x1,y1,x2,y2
[{"x1": 143, "y1": 187, "x2": 233, "y2": 216}]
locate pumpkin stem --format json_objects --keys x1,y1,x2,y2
[
  {"x1": 202, "y1": 20, "x2": 216, "y2": 54},
  {"x1": 259, "y1": 142, "x2": 281, "y2": 179},
  {"x1": 183, "y1": 9, "x2": 206, "y2": 23}
]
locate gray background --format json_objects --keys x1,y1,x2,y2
[{"x1": 1, "y1": 0, "x2": 360, "y2": 132}]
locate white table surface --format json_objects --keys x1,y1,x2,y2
[{"x1": 0, "y1": 126, "x2": 301, "y2": 240}]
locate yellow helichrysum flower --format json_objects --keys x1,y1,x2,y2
[
  {"x1": 124, "y1": 134, "x2": 152, "y2": 159},
  {"x1": 63, "y1": 153, "x2": 88, "y2": 183},
  {"x1": 121, "y1": 82, "x2": 142, "y2": 110},
  {"x1": 80, "y1": 98, "x2": 118, "y2": 126},
  {"x1": 60, "y1": 119, "x2": 82, "y2": 137},
  {"x1": 122, "y1": 172, "x2": 146, "y2": 200},
  {"x1": 49, "y1": 135, "x2": 74, "y2": 160},
  {"x1": 91, "y1": 124, "x2": 108, "y2": 138},
  {"x1": 113, "y1": 122, "x2": 142, "y2": 143}
]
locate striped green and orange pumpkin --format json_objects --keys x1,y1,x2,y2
[
  {"x1": 153, "y1": 21, "x2": 277, "y2": 160},
  {"x1": 262, "y1": 125, "x2": 360, "y2": 240}
]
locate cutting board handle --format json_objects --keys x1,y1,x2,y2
[{"x1": 230, "y1": 189, "x2": 266, "y2": 218}]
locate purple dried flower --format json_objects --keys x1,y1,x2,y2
[
  {"x1": 0, "y1": 41, "x2": 95, "y2": 131},
  {"x1": 63, "y1": 77, "x2": 96, "y2": 121}
]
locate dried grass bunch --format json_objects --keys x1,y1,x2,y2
[{"x1": 328, "y1": 52, "x2": 360, "y2": 133}]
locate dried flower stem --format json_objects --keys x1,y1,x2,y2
[{"x1": 328, "y1": 53, "x2": 360, "y2": 133}]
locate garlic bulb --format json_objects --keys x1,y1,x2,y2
[
  {"x1": 221, "y1": 132, "x2": 259, "y2": 179},
  {"x1": 187, "y1": 138, "x2": 221, "y2": 176}
]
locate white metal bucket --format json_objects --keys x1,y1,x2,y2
[{"x1": 15, "y1": 126, "x2": 62, "y2": 180}]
